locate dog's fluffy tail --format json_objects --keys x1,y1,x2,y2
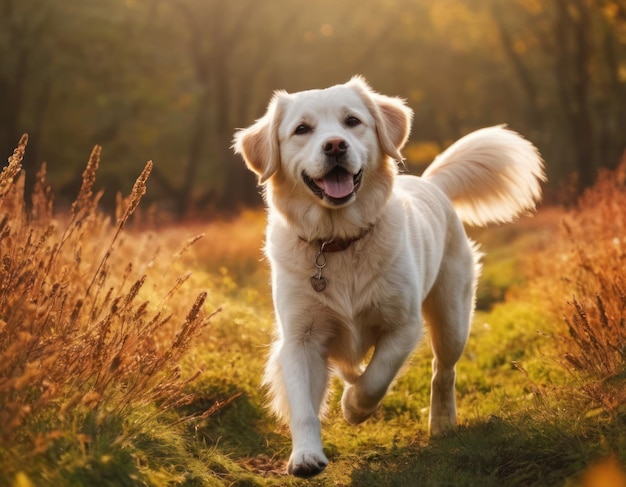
[{"x1": 422, "y1": 125, "x2": 546, "y2": 226}]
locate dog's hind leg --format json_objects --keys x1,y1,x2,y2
[
  {"x1": 423, "y1": 242, "x2": 477, "y2": 436},
  {"x1": 341, "y1": 318, "x2": 423, "y2": 425}
]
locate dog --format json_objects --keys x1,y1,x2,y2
[{"x1": 233, "y1": 76, "x2": 545, "y2": 477}]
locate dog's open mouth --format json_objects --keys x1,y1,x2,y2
[{"x1": 302, "y1": 167, "x2": 363, "y2": 205}]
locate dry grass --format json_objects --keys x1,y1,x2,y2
[
  {"x1": 0, "y1": 138, "x2": 218, "y2": 464},
  {"x1": 531, "y1": 157, "x2": 626, "y2": 412}
]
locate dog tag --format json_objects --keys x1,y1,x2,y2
[
  {"x1": 310, "y1": 275, "x2": 327, "y2": 292},
  {"x1": 310, "y1": 243, "x2": 328, "y2": 292}
]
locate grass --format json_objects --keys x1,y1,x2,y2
[{"x1": 1, "y1": 139, "x2": 625, "y2": 486}]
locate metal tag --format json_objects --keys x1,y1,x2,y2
[{"x1": 310, "y1": 275, "x2": 328, "y2": 292}]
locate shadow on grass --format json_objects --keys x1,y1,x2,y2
[
  {"x1": 348, "y1": 413, "x2": 626, "y2": 487},
  {"x1": 179, "y1": 378, "x2": 626, "y2": 486},
  {"x1": 183, "y1": 384, "x2": 291, "y2": 470}
]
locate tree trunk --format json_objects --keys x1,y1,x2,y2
[
  {"x1": 492, "y1": 5, "x2": 543, "y2": 130},
  {"x1": 558, "y1": 0, "x2": 595, "y2": 191}
]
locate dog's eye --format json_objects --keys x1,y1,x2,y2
[
  {"x1": 345, "y1": 116, "x2": 361, "y2": 127},
  {"x1": 294, "y1": 123, "x2": 312, "y2": 135}
]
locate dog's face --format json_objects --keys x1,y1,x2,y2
[
  {"x1": 277, "y1": 86, "x2": 375, "y2": 208},
  {"x1": 234, "y1": 76, "x2": 413, "y2": 229}
]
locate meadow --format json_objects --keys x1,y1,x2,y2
[{"x1": 1, "y1": 138, "x2": 625, "y2": 486}]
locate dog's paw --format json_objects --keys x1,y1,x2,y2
[
  {"x1": 287, "y1": 449, "x2": 328, "y2": 478},
  {"x1": 428, "y1": 414, "x2": 457, "y2": 437},
  {"x1": 341, "y1": 385, "x2": 378, "y2": 425}
]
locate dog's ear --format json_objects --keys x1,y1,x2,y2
[
  {"x1": 348, "y1": 76, "x2": 413, "y2": 162},
  {"x1": 233, "y1": 92, "x2": 286, "y2": 184}
]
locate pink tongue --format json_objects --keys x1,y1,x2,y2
[{"x1": 315, "y1": 172, "x2": 354, "y2": 199}]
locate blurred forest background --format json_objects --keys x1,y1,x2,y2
[{"x1": 2, "y1": 0, "x2": 626, "y2": 215}]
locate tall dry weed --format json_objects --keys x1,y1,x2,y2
[
  {"x1": 534, "y1": 157, "x2": 626, "y2": 411},
  {"x1": 0, "y1": 138, "x2": 217, "y2": 458}
]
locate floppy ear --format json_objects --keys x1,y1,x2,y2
[
  {"x1": 348, "y1": 76, "x2": 413, "y2": 162},
  {"x1": 233, "y1": 91, "x2": 286, "y2": 184}
]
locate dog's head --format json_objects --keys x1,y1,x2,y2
[{"x1": 233, "y1": 77, "x2": 413, "y2": 235}]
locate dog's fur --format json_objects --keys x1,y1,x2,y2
[{"x1": 233, "y1": 76, "x2": 545, "y2": 477}]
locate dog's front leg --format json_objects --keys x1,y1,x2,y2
[
  {"x1": 342, "y1": 325, "x2": 421, "y2": 425},
  {"x1": 277, "y1": 337, "x2": 329, "y2": 477}
]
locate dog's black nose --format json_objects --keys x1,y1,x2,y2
[{"x1": 323, "y1": 138, "x2": 348, "y2": 156}]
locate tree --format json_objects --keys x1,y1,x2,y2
[
  {"x1": 0, "y1": 0, "x2": 55, "y2": 184},
  {"x1": 493, "y1": 0, "x2": 626, "y2": 192},
  {"x1": 3, "y1": 0, "x2": 626, "y2": 210}
]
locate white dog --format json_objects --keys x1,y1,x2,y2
[{"x1": 233, "y1": 76, "x2": 545, "y2": 477}]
